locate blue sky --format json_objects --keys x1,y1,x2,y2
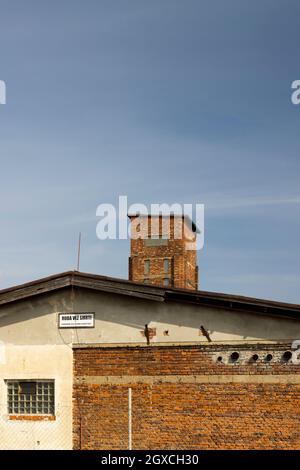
[{"x1": 0, "y1": 0, "x2": 300, "y2": 302}]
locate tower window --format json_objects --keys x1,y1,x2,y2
[
  {"x1": 144, "y1": 260, "x2": 150, "y2": 275},
  {"x1": 164, "y1": 259, "x2": 170, "y2": 273},
  {"x1": 163, "y1": 278, "x2": 170, "y2": 286}
]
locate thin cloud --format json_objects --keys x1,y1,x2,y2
[{"x1": 205, "y1": 196, "x2": 300, "y2": 213}]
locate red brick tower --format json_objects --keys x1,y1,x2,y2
[{"x1": 128, "y1": 214, "x2": 199, "y2": 290}]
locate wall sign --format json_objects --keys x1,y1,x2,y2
[{"x1": 58, "y1": 312, "x2": 95, "y2": 328}]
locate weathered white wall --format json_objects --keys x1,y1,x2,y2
[
  {"x1": 70, "y1": 288, "x2": 300, "y2": 344},
  {"x1": 0, "y1": 345, "x2": 72, "y2": 450},
  {"x1": 0, "y1": 290, "x2": 73, "y2": 450},
  {"x1": 1, "y1": 288, "x2": 299, "y2": 347}
]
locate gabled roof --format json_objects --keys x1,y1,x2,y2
[{"x1": 0, "y1": 271, "x2": 299, "y2": 320}]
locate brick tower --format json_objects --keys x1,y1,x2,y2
[{"x1": 128, "y1": 214, "x2": 199, "y2": 290}]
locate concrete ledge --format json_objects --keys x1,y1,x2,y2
[
  {"x1": 72, "y1": 341, "x2": 293, "y2": 349},
  {"x1": 75, "y1": 374, "x2": 300, "y2": 385}
]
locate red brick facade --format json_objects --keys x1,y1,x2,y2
[
  {"x1": 128, "y1": 215, "x2": 198, "y2": 290},
  {"x1": 73, "y1": 344, "x2": 300, "y2": 450}
]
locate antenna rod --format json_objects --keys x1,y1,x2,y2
[{"x1": 76, "y1": 232, "x2": 81, "y2": 271}]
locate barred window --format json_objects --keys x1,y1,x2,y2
[{"x1": 7, "y1": 380, "x2": 55, "y2": 415}]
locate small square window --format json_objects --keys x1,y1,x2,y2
[{"x1": 19, "y1": 382, "x2": 36, "y2": 395}]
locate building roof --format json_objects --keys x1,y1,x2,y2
[{"x1": 0, "y1": 271, "x2": 299, "y2": 321}]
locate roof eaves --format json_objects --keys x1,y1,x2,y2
[
  {"x1": 0, "y1": 274, "x2": 73, "y2": 306},
  {"x1": 165, "y1": 290, "x2": 300, "y2": 320},
  {"x1": 71, "y1": 275, "x2": 165, "y2": 302}
]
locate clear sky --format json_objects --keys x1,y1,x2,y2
[{"x1": 0, "y1": 0, "x2": 300, "y2": 302}]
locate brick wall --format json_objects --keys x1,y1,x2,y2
[{"x1": 73, "y1": 344, "x2": 300, "y2": 450}]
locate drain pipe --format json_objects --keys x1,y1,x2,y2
[{"x1": 128, "y1": 387, "x2": 132, "y2": 450}]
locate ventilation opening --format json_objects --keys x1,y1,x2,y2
[
  {"x1": 230, "y1": 352, "x2": 239, "y2": 363},
  {"x1": 282, "y1": 351, "x2": 292, "y2": 363},
  {"x1": 251, "y1": 354, "x2": 259, "y2": 362},
  {"x1": 217, "y1": 356, "x2": 223, "y2": 363},
  {"x1": 265, "y1": 354, "x2": 273, "y2": 362}
]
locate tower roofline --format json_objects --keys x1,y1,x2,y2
[{"x1": 127, "y1": 212, "x2": 201, "y2": 234}]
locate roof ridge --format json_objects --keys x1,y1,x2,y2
[{"x1": 0, "y1": 271, "x2": 299, "y2": 318}]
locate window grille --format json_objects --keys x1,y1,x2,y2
[{"x1": 7, "y1": 380, "x2": 55, "y2": 415}]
